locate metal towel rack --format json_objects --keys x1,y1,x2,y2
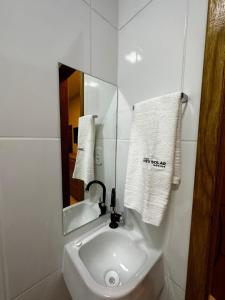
[
  {"x1": 132, "y1": 92, "x2": 188, "y2": 110},
  {"x1": 180, "y1": 92, "x2": 188, "y2": 104}
]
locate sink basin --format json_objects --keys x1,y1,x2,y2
[
  {"x1": 79, "y1": 231, "x2": 147, "y2": 287},
  {"x1": 63, "y1": 223, "x2": 164, "y2": 300},
  {"x1": 63, "y1": 199, "x2": 100, "y2": 234}
]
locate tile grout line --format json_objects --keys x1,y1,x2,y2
[
  {"x1": 89, "y1": 1, "x2": 93, "y2": 75},
  {"x1": 85, "y1": 0, "x2": 119, "y2": 78},
  {"x1": 0, "y1": 198, "x2": 10, "y2": 300},
  {"x1": 119, "y1": 0, "x2": 154, "y2": 31},
  {"x1": 92, "y1": 7, "x2": 118, "y2": 30},
  {"x1": 82, "y1": 0, "x2": 118, "y2": 31},
  {"x1": 12, "y1": 269, "x2": 60, "y2": 300},
  {"x1": 170, "y1": 277, "x2": 185, "y2": 293},
  {"x1": 180, "y1": 0, "x2": 190, "y2": 91},
  {"x1": 81, "y1": 0, "x2": 91, "y2": 7}
]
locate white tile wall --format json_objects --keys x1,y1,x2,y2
[
  {"x1": 0, "y1": 0, "x2": 91, "y2": 138},
  {"x1": 164, "y1": 142, "x2": 197, "y2": 290},
  {"x1": 91, "y1": 0, "x2": 118, "y2": 28},
  {"x1": 118, "y1": 0, "x2": 186, "y2": 108},
  {"x1": 182, "y1": 0, "x2": 208, "y2": 141},
  {"x1": 0, "y1": 0, "x2": 118, "y2": 299},
  {"x1": 0, "y1": 192, "x2": 8, "y2": 300},
  {"x1": 168, "y1": 280, "x2": 185, "y2": 300},
  {"x1": 14, "y1": 271, "x2": 71, "y2": 300},
  {"x1": 84, "y1": 0, "x2": 91, "y2": 5},
  {"x1": 118, "y1": 0, "x2": 152, "y2": 29},
  {"x1": 91, "y1": 11, "x2": 118, "y2": 84},
  {"x1": 117, "y1": 0, "x2": 208, "y2": 297},
  {"x1": 0, "y1": 139, "x2": 63, "y2": 298}
]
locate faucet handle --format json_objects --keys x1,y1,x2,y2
[
  {"x1": 110, "y1": 188, "x2": 116, "y2": 209},
  {"x1": 119, "y1": 213, "x2": 125, "y2": 225},
  {"x1": 114, "y1": 213, "x2": 121, "y2": 223}
]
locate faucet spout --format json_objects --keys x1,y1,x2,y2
[{"x1": 85, "y1": 180, "x2": 106, "y2": 216}]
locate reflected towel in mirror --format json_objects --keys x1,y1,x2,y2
[{"x1": 72, "y1": 115, "x2": 96, "y2": 185}]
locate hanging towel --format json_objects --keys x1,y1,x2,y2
[
  {"x1": 124, "y1": 92, "x2": 182, "y2": 226},
  {"x1": 72, "y1": 115, "x2": 96, "y2": 185}
]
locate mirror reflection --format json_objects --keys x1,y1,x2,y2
[{"x1": 58, "y1": 63, "x2": 117, "y2": 234}]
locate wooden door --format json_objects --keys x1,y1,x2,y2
[
  {"x1": 210, "y1": 70, "x2": 225, "y2": 300},
  {"x1": 186, "y1": 1, "x2": 225, "y2": 299}
]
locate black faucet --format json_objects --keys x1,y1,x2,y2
[
  {"x1": 85, "y1": 180, "x2": 107, "y2": 216},
  {"x1": 109, "y1": 188, "x2": 121, "y2": 229}
]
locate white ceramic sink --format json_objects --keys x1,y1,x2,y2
[
  {"x1": 63, "y1": 199, "x2": 100, "y2": 234},
  {"x1": 63, "y1": 223, "x2": 164, "y2": 300}
]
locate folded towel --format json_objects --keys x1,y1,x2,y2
[
  {"x1": 124, "y1": 92, "x2": 182, "y2": 226},
  {"x1": 72, "y1": 115, "x2": 96, "y2": 185}
]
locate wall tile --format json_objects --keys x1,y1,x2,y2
[
  {"x1": 182, "y1": 0, "x2": 208, "y2": 140},
  {"x1": 117, "y1": 90, "x2": 132, "y2": 139},
  {"x1": 168, "y1": 280, "x2": 185, "y2": 300},
  {"x1": 91, "y1": 0, "x2": 118, "y2": 28},
  {"x1": 0, "y1": 0, "x2": 90, "y2": 138},
  {"x1": 91, "y1": 11, "x2": 118, "y2": 85},
  {"x1": 14, "y1": 271, "x2": 71, "y2": 300},
  {"x1": 117, "y1": 108, "x2": 132, "y2": 140},
  {"x1": 0, "y1": 270, "x2": 6, "y2": 300},
  {"x1": 164, "y1": 141, "x2": 197, "y2": 290},
  {"x1": 0, "y1": 182, "x2": 7, "y2": 300},
  {"x1": 0, "y1": 59, "x2": 61, "y2": 138},
  {"x1": 0, "y1": 139, "x2": 63, "y2": 298},
  {"x1": 158, "y1": 283, "x2": 169, "y2": 300},
  {"x1": 118, "y1": 0, "x2": 186, "y2": 109},
  {"x1": 118, "y1": 0, "x2": 151, "y2": 29},
  {"x1": 0, "y1": 213, "x2": 7, "y2": 300}
]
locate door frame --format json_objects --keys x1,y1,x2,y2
[
  {"x1": 185, "y1": 0, "x2": 225, "y2": 299},
  {"x1": 59, "y1": 64, "x2": 76, "y2": 208}
]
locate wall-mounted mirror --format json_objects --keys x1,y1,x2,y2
[{"x1": 58, "y1": 63, "x2": 117, "y2": 235}]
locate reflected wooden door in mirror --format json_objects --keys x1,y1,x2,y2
[{"x1": 59, "y1": 64, "x2": 84, "y2": 208}]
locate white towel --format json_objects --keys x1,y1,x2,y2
[
  {"x1": 124, "y1": 92, "x2": 182, "y2": 226},
  {"x1": 72, "y1": 115, "x2": 96, "y2": 185}
]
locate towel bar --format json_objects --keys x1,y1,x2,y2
[
  {"x1": 132, "y1": 93, "x2": 188, "y2": 110},
  {"x1": 180, "y1": 92, "x2": 188, "y2": 104}
]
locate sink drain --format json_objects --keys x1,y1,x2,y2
[{"x1": 104, "y1": 270, "x2": 120, "y2": 287}]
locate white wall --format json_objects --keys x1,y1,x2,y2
[
  {"x1": 0, "y1": 0, "x2": 118, "y2": 299},
  {"x1": 117, "y1": 0, "x2": 208, "y2": 299}
]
